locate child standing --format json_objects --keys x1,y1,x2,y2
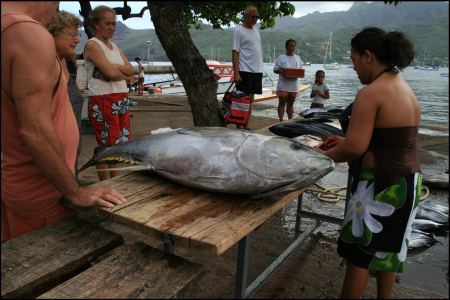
[{"x1": 310, "y1": 70, "x2": 330, "y2": 108}]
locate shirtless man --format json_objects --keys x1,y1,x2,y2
[{"x1": 1, "y1": 2, "x2": 126, "y2": 240}]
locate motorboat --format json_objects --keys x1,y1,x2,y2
[
  {"x1": 415, "y1": 65, "x2": 440, "y2": 71},
  {"x1": 251, "y1": 84, "x2": 311, "y2": 106},
  {"x1": 144, "y1": 60, "x2": 234, "y2": 95}
]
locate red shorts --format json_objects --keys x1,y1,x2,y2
[
  {"x1": 276, "y1": 90, "x2": 298, "y2": 98},
  {"x1": 88, "y1": 93, "x2": 131, "y2": 146}
]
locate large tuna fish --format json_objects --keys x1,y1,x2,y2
[{"x1": 79, "y1": 127, "x2": 335, "y2": 199}]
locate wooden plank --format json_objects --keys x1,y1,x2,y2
[
  {"x1": 109, "y1": 184, "x2": 206, "y2": 244},
  {"x1": 37, "y1": 242, "x2": 204, "y2": 299},
  {"x1": 95, "y1": 177, "x2": 205, "y2": 243},
  {"x1": 1, "y1": 218, "x2": 123, "y2": 299},
  {"x1": 189, "y1": 189, "x2": 304, "y2": 255},
  {"x1": 142, "y1": 192, "x2": 237, "y2": 250},
  {"x1": 92, "y1": 172, "x2": 163, "y2": 196},
  {"x1": 104, "y1": 179, "x2": 203, "y2": 224},
  {"x1": 92, "y1": 172, "x2": 306, "y2": 255},
  {"x1": 72, "y1": 173, "x2": 165, "y2": 222}
]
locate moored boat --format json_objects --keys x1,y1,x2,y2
[
  {"x1": 323, "y1": 32, "x2": 341, "y2": 70},
  {"x1": 144, "y1": 60, "x2": 234, "y2": 95}
]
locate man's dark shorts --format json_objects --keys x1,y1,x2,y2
[
  {"x1": 138, "y1": 77, "x2": 145, "y2": 84},
  {"x1": 236, "y1": 71, "x2": 263, "y2": 95}
]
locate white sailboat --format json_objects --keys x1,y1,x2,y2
[
  {"x1": 323, "y1": 32, "x2": 341, "y2": 70},
  {"x1": 414, "y1": 46, "x2": 439, "y2": 71}
]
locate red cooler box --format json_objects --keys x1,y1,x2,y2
[{"x1": 283, "y1": 68, "x2": 305, "y2": 78}]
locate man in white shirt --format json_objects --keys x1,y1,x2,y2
[{"x1": 232, "y1": 6, "x2": 263, "y2": 129}]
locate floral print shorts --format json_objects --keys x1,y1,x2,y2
[
  {"x1": 337, "y1": 169, "x2": 422, "y2": 273},
  {"x1": 88, "y1": 93, "x2": 131, "y2": 146}
]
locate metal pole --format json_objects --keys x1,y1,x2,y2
[
  {"x1": 295, "y1": 193, "x2": 303, "y2": 237},
  {"x1": 245, "y1": 219, "x2": 321, "y2": 298},
  {"x1": 147, "y1": 41, "x2": 151, "y2": 63},
  {"x1": 235, "y1": 236, "x2": 250, "y2": 299}
]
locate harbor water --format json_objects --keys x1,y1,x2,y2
[
  {"x1": 144, "y1": 63, "x2": 449, "y2": 133},
  {"x1": 255, "y1": 64, "x2": 449, "y2": 130}
]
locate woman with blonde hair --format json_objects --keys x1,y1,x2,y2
[
  {"x1": 83, "y1": 5, "x2": 135, "y2": 181},
  {"x1": 47, "y1": 11, "x2": 84, "y2": 176}
]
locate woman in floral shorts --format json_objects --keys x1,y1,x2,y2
[{"x1": 83, "y1": 5, "x2": 135, "y2": 181}]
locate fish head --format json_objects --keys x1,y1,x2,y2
[{"x1": 78, "y1": 136, "x2": 159, "y2": 173}]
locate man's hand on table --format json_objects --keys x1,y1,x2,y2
[{"x1": 68, "y1": 187, "x2": 127, "y2": 209}]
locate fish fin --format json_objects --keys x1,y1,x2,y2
[
  {"x1": 96, "y1": 165, "x2": 150, "y2": 172},
  {"x1": 250, "y1": 174, "x2": 326, "y2": 199}
]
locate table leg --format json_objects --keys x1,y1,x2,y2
[
  {"x1": 235, "y1": 235, "x2": 250, "y2": 299},
  {"x1": 162, "y1": 233, "x2": 174, "y2": 254},
  {"x1": 295, "y1": 193, "x2": 303, "y2": 237}
]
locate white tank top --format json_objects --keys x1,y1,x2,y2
[{"x1": 84, "y1": 37, "x2": 128, "y2": 95}]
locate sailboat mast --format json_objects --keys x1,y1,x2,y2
[
  {"x1": 422, "y1": 46, "x2": 427, "y2": 66},
  {"x1": 329, "y1": 32, "x2": 332, "y2": 61},
  {"x1": 273, "y1": 45, "x2": 275, "y2": 62}
]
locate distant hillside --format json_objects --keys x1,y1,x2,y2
[{"x1": 76, "y1": 1, "x2": 449, "y2": 66}]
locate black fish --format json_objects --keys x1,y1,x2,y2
[
  {"x1": 270, "y1": 121, "x2": 343, "y2": 139},
  {"x1": 416, "y1": 207, "x2": 448, "y2": 224},
  {"x1": 412, "y1": 219, "x2": 447, "y2": 232},
  {"x1": 295, "y1": 118, "x2": 334, "y2": 123},
  {"x1": 303, "y1": 112, "x2": 341, "y2": 119},
  {"x1": 269, "y1": 122, "x2": 334, "y2": 138},
  {"x1": 419, "y1": 202, "x2": 448, "y2": 214},
  {"x1": 307, "y1": 122, "x2": 343, "y2": 136},
  {"x1": 408, "y1": 232, "x2": 438, "y2": 249}
]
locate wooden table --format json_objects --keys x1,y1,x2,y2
[{"x1": 90, "y1": 171, "x2": 342, "y2": 298}]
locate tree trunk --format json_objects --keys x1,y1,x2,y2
[
  {"x1": 148, "y1": 1, "x2": 226, "y2": 127},
  {"x1": 79, "y1": 1, "x2": 95, "y2": 38}
]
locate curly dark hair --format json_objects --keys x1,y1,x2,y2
[{"x1": 351, "y1": 27, "x2": 415, "y2": 70}]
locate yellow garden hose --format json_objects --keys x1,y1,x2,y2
[
  {"x1": 305, "y1": 182, "x2": 347, "y2": 203},
  {"x1": 420, "y1": 185, "x2": 430, "y2": 201}
]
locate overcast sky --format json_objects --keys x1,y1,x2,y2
[{"x1": 59, "y1": 1, "x2": 354, "y2": 29}]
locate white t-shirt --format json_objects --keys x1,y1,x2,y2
[
  {"x1": 232, "y1": 25, "x2": 263, "y2": 73},
  {"x1": 273, "y1": 54, "x2": 303, "y2": 93},
  {"x1": 84, "y1": 37, "x2": 128, "y2": 95},
  {"x1": 311, "y1": 83, "x2": 329, "y2": 105}
]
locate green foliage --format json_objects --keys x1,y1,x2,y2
[
  {"x1": 384, "y1": 0, "x2": 401, "y2": 6},
  {"x1": 182, "y1": 1, "x2": 295, "y2": 30}
]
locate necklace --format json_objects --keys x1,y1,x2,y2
[
  {"x1": 374, "y1": 65, "x2": 399, "y2": 81},
  {"x1": 374, "y1": 67, "x2": 391, "y2": 81}
]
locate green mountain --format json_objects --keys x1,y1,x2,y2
[{"x1": 76, "y1": 1, "x2": 449, "y2": 66}]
